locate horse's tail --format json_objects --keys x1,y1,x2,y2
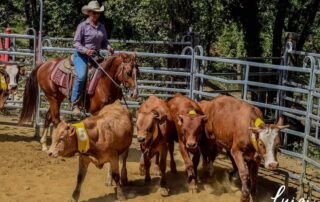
[{"x1": 18, "y1": 64, "x2": 41, "y2": 125}]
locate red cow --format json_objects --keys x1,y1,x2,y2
[
  {"x1": 199, "y1": 95, "x2": 289, "y2": 202},
  {"x1": 136, "y1": 95, "x2": 177, "y2": 196},
  {"x1": 167, "y1": 93, "x2": 207, "y2": 193}
]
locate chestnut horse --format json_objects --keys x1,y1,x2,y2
[{"x1": 19, "y1": 53, "x2": 139, "y2": 150}]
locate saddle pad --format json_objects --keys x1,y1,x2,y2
[
  {"x1": 50, "y1": 60, "x2": 73, "y2": 87},
  {"x1": 50, "y1": 60, "x2": 101, "y2": 96}
]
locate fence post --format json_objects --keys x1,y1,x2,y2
[
  {"x1": 0, "y1": 37, "x2": 3, "y2": 61},
  {"x1": 242, "y1": 64, "x2": 250, "y2": 101},
  {"x1": 4, "y1": 27, "x2": 11, "y2": 62},
  {"x1": 298, "y1": 56, "x2": 316, "y2": 199}
]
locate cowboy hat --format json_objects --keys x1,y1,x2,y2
[{"x1": 81, "y1": 1, "x2": 104, "y2": 15}]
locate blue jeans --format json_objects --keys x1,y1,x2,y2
[{"x1": 71, "y1": 51, "x2": 88, "y2": 103}]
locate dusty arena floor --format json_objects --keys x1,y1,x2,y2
[{"x1": 0, "y1": 115, "x2": 319, "y2": 202}]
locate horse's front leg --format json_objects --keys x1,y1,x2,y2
[
  {"x1": 41, "y1": 95, "x2": 62, "y2": 151},
  {"x1": 40, "y1": 109, "x2": 52, "y2": 151}
]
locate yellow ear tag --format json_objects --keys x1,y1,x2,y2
[
  {"x1": 255, "y1": 118, "x2": 264, "y2": 128},
  {"x1": 72, "y1": 121, "x2": 90, "y2": 153},
  {"x1": 188, "y1": 109, "x2": 197, "y2": 116},
  {"x1": 251, "y1": 133, "x2": 258, "y2": 151},
  {"x1": 0, "y1": 75, "x2": 7, "y2": 91}
]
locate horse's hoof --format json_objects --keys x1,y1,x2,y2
[
  {"x1": 71, "y1": 198, "x2": 77, "y2": 202},
  {"x1": 160, "y1": 187, "x2": 169, "y2": 197}
]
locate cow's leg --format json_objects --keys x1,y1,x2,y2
[
  {"x1": 144, "y1": 153, "x2": 151, "y2": 183},
  {"x1": 248, "y1": 161, "x2": 259, "y2": 202},
  {"x1": 168, "y1": 141, "x2": 177, "y2": 173},
  {"x1": 120, "y1": 149, "x2": 129, "y2": 185},
  {"x1": 227, "y1": 151, "x2": 239, "y2": 179},
  {"x1": 231, "y1": 148, "x2": 249, "y2": 202},
  {"x1": 71, "y1": 155, "x2": 90, "y2": 202},
  {"x1": 139, "y1": 145, "x2": 146, "y2": 176},
  {"x1": 178, "y1": 142, "x2": 197, "y2": 193},
  {"x1": 110, "y1": 154, "x2": 126, "y2": 200},
  {"x1": 40, "y1": 109, "x2": 52, "y2": 151},
  {"x1": 192, "y1": 151, "x2": 200, "y2": 181},
  {"x1": 154, "y1": 153, "x2": 161, "y2": 176},
  {"x1": 159, "y1": 144, "x2": 169, "y2": 196},
  {"x1": 105, "y1": 162, "x2": 113, "y2": 186}
]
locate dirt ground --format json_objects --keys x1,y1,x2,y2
[{"x1": 0, "y1": 115, "x2": 319, "y2": 202}]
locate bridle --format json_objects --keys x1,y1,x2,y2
[{"x1": 89, "y1": 56, "x2": 137, "y2": 107}]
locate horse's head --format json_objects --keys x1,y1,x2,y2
[{"x1": 114, "y1": 53, "x2": 139, "y2": 99}]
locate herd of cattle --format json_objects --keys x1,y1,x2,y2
[
  {"x1": 48, "y1": 93, "x2": 287, "y2": 202},
  {"x1": 0, "y1": 62, "x2": 289, "y2": 202}
]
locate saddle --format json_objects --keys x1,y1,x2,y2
[{"x1": 50, "y1": 55, "x2": 102, "y2": 97}]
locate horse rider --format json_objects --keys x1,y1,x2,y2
[{"x1": 72, "y1": 0, "x2": 113, "y2": 116}]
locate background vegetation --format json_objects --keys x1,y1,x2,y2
[{"x1": 0, "y1": 0, "x2": 319, "y2": 59}]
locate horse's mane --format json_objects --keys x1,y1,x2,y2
[{"x1": 100, "y1": 56, "x2": 118, "y2": 71}]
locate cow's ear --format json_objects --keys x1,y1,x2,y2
[
  {"x1": 249, "y1": 127, "x2": 263, "y2": 133},
  {"x1": 19, "y1": 68, "x2": 27, "y2": 76},
  {"x1": 152, "y1": 110, "x2": 160, "y2": 118},
  {"x1": 69, "y1": 126, "x2": 76, "y2": 137},
  {"x1": 276, "y1": 125, "x2": 290, "y2": 131}
]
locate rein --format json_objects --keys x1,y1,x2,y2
[{"x1": 89, "y1": 56, "x2": 129, "y2": 108}]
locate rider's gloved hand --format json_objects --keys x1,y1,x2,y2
[{"x1": 85, "y1": 49, "x2": 95, "y2": 56}]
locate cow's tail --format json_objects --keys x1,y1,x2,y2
[{"x1": 18, "y1": 64, "x2": 41, "y2": 125}]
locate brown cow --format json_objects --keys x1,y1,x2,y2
[
  {"x1": 199, "y1": 95, "x2": 289, "y2": 202},
  {"x1": 136, "y1": 95, "x2": 177, "y2": 196},
  {"x1": 48, "y1": 100, "x2": 133, "y2": 201},
  {"x1": 167, "y1": 93, "x2": 207, "y2": 193},
  {"x1": 0, "y1": 63, "x2": 26, "y2": 108}
]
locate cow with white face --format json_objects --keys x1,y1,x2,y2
[
  {"x1": 249, "y1": 119, "x2": 288, "y2": 170},
  {"x1": 0, "y1": 63, "x2": 26, "y2": 108},
  {"x1": 198, "y1": 95, "x2": 289, "y2": 202}
]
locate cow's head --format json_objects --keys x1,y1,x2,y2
[
  {"x1": 177, "y1": 110, "x2": 207, "y2": 151},
  {"x1": 249, "y1": 117, "x2": 289, "y2": 170},
  {"x1": 0, "y1": 63, "x2": 26, "y2": 93},
  {"x1": 48, "y1": 121, "x2": 77, "y2": 158},
  {"x1": 136, "y1": 110, "x2": 166, "y2": 144}
]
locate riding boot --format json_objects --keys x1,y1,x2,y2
[{"x1": 72, "y1": 102, "x2": 81, "y2": 117}]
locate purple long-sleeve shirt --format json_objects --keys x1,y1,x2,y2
[{"x1": 73, "y1": 18, "x2": 109, "y2": 54}]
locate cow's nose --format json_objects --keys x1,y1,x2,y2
[
  {"x1": 137, "y1": 136, "x2": 145, "y2": 143},
  {"x1": 268, "y1": 162, "x2": 279, "y2": 170},
  {"x1": 186, "y1": 142, "x2": 197, "y2": 149},
  {"x1": 9, "y1": 84, "x2": 17, "y2": 90}
]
